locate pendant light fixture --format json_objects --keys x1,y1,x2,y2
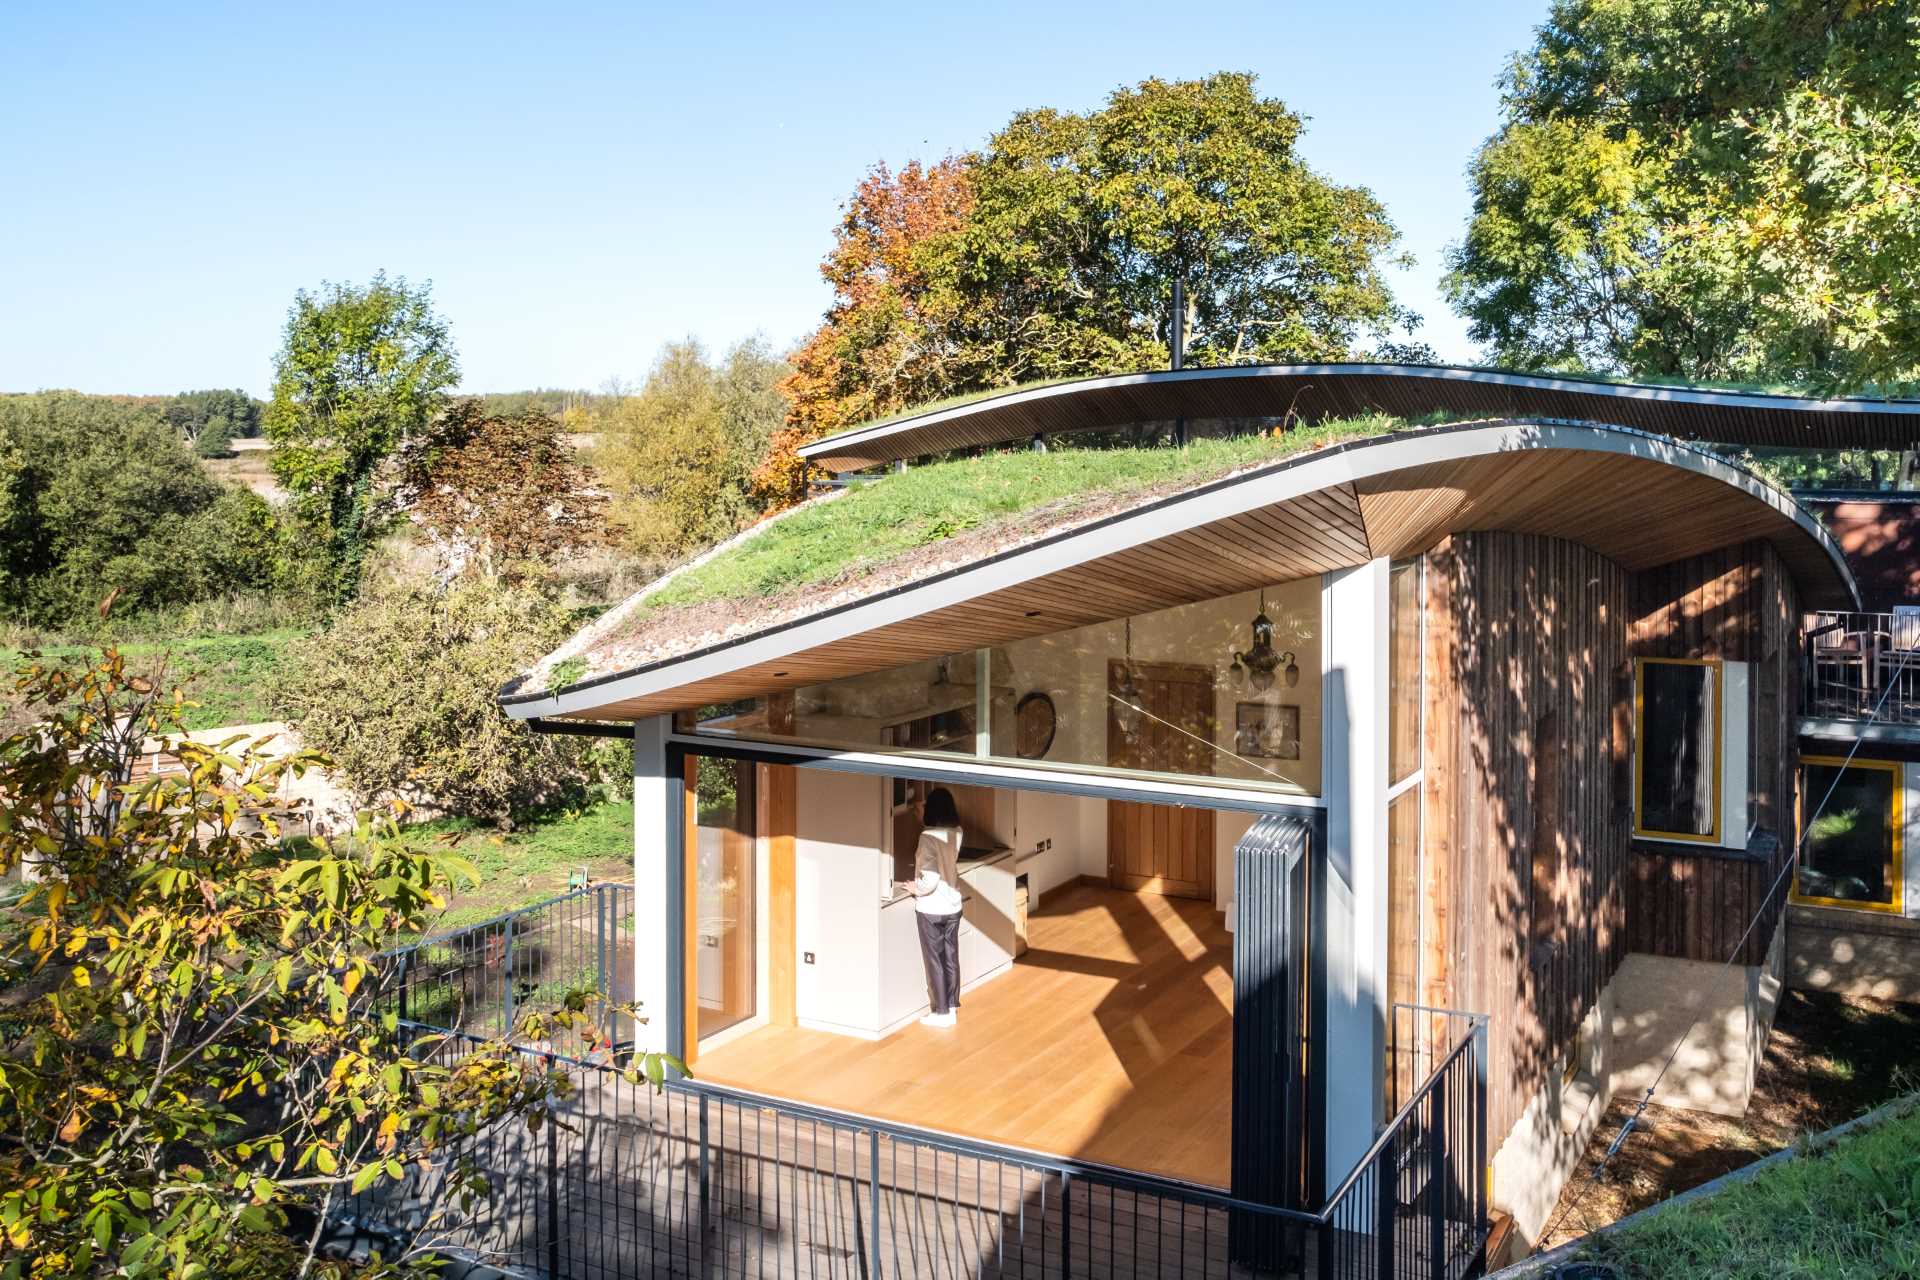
[{"x1": 1231, "y1": 589, "x2": 1300, "y2": 693}]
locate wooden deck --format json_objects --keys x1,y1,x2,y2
[{"x1": 694, "y1": 881, "x2": 1235, "y2": 1188}]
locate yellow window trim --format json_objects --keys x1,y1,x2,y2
[
  {"x1": 1792, "y1": 754, "x2": 1905, "y2": 916},
  {"x1": 1633, "y1": 657, "x2": 1724, "y2": 845}
]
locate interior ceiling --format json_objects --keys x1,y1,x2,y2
[
  {"x1": 539, "y1": 426, "x2": 1855, "y2": 723},
  {"x1": 798, "y1": 363, "x2": 1920, "y2": 472}
]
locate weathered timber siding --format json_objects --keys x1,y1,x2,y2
[
  {"x1": 1423, "y1": 532, "x2": 1632, "y2": 1144},
  {"x1": 1625, "y1": 540, "x2": 1801, "y2": 965}
]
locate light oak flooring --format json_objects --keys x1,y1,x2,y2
[{"x1": 694, "y1": 881, "x2": 1234, "y2": 1187}]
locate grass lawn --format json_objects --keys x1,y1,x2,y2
[
  {"x1": 1, "y1": 628, "x2": 307, "y2": 731},
  {"x1": 643, "y1": 414, "x2": 1402, "y2": 613},
  {"x1": 1577, "y1": 1097, "x2": 1920, "y2": 1278},
  {"x1": 403, "y1": 797, "x2": 633, "y2": 931}
]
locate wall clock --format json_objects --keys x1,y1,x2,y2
[{"x1": 1015, "y1": 691, "x2": 1057, "y2": 759}]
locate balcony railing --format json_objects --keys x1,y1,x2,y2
[
  {"x1": 378, "y1": 882, "x2": 636, "y2": 1056},
  {"x1": 358, "y1": 888, "x2": 1491, "y2": 1279},
  {"x1": 1807, "y1": 610, "x2": 1920, "y2": 727}
]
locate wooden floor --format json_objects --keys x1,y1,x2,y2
[{"x1": 694, "y1": 881, "x2": 1234, "y2": 1187}]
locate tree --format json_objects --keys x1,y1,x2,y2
[
  {"x1": 601, "y1": 337, "x2": 790, "y2": 559},
  {"x1": 0, "y1": 648, "x2": 661, "y2": 1276},
  {"x1": 164, "y1": 389, "x2": 263, "y2": 443},
  {"x1": 265, "y1": 274, "x2": 459, "y2": 603},
  {"x1": 195, "y1": 416, "x2": 237, "y2": 458},
  {"x1": 764, "y1": 73, "x2": 1420, "y2": 504},
  {"x1": 0, "y1": 392, "x2": 312, "y2": 627},
  {"x1": 1446, "y1": 0, "x2": 1920, "y2": 396},
  {"x1": 392, "y1": 399, "x2": 607, "y2": 582},
  {"x1": 278, "y1": 577, "x2": 613, "y2": 824},
  {"x1": 965, "y1": 73, "x2": 1415, "y2": 373}
]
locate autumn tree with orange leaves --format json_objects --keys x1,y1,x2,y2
[{"x1": 755, "y1": 159, "x2": 975, "y2": 507}]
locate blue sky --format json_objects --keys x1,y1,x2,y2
[{"x1": 1, "y1": 1, "x2": 1545, "y2": 396}]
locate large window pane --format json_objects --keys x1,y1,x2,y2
[
  {"x1": 1636, "y1": 659, "x2": 1718, "y2": 840},
  {"x1": 694, "y1": 577, "x2": 1323, "y2": 796},
  {"x1": 694, "y1": 757, "x2": 757, "y2": 1041},
  {"x1": 1798, "y1": 760, "x2": 1901, "y2": 909},
  {"x1": 1389, "y1": 559, "x2": 1423, "y2": 785}
]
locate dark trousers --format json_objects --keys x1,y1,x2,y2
[{"x1": 915, "y1": 910, "x2": 962, "y2": 1015}]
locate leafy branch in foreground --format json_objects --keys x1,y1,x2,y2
[{"x1": 0, "y1": 647, "x2": 668, "y2": 1278}]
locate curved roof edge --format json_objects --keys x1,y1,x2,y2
[
  {"x1": 797, "y1": 363, "x2": 1920, "y2": 471},
  {"x1": 505, "y1": 419, "x2": 1858, "y2": 724}
]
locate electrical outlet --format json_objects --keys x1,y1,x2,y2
[{"x1": 803, "y1": 951, "x2": 816, "y2": 965}]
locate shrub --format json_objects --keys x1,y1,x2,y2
[
  {"x1": 279, "y1": 577, "x2": 603, "y2": 823},
  {"x1": 194, "y1": 416, "x2": 236, "y2": 457}
]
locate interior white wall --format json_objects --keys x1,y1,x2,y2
[
  {"x1": 631, "y1": 717, "x2": 675, "y2": 1053},
  {"x1": 1321, "y1": 560, "x2": 1391, "y2": 1186},
  {"x1": 793, "y1": 769, "x2": 886, "y2": 1035}
]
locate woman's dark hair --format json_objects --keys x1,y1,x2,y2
[{"x1": 922, "y1": 787, "x2": 961, "y2": 829}]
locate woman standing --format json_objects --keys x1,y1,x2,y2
[{"x1": 903, "y1": 787, "x2": 965, "y2": 1028}]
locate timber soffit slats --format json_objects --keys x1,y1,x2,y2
[
  {"x1": 505, "y1": 421, "x2": 1859, "y2": 724},
  {"x1": 796, "y1": 363, "x2": 1920, "y2": 471}
]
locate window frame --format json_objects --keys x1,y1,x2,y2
[
  {"x1": 1791, "y1": 754, "x2": 1905, "y2": 916},
  {"x1": 1632, "y1": 656, "x2": 1724, "y2": 846}
]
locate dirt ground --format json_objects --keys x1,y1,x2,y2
[{"x1": 1536, "y1": 988, "x2": 1920, "y2": 1250}]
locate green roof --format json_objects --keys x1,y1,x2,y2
[{"x1": 645, "y1": 414, "x2": 1402, "y2": 613}]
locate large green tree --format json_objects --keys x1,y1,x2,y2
[
  {"x1": 265, "y1": 274, "x2": 459, "y2": 602},
  {"x1": 1446, "y1": 0, "x2": 1920, "y2": 395},
  {"x1": 768, "y1": 72, "x2": 1420, "y2": 503},
  {"x1": 0, "y1": 392, "x2": 304, "y2": 627}
]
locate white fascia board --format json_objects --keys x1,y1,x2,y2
[{"x1": 511, "y1": 422, "x2": 1855, "y2": 722}]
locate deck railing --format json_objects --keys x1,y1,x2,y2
[
  {"x1": 1807, "y1": 610, "x2": 1920, "y2": 726},
  {"x1": 378, "y1": 882, "x2": 635, "y2": 1053},
  {"x1": 359, "y1": 888, "x2": 1490, "y2": 1280}
]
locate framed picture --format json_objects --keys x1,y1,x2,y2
[{"x1": 1236, "y1": 702, "x2": 1301, "y2": 760}]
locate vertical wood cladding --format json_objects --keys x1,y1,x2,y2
[
  {"x1": 1625, "y1": 540, "x2": 1801, "y2": 966},
  {"x1": 1422, "y1": 532, "x2": 1631, "y2": 1143}
]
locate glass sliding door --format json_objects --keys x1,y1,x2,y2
[{"x1": 694, "y1": 756, "x2": 758, "y2": 1042}]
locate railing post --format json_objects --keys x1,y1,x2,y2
[
  {"x1": 502, "y1": 917, "x2": 516, "y2": 1038},
  {"x1": 1376, "y1": 1146, "x2": 1394, "y2": 1280},
  {"x1": 868, "y1": 1128, "x2": 881, "y2": 1280},
  {"x1": 1060, "y1": 1171, "x2": 1073, "y2": 1276},
  {"x1": 595, "y1": 886, "x2": 610, "y2": 1046},
  {"x1": 1475, "y1": 1018, "x2": 1490, "y2": 1249},
  {"x1": 545, "y1": 1052, "x2": 561, "y2": 1278},
  {"x1": 699, "y1": 1093, "x2": 711, "y2": 1276},
  {"x1": 1317, "y1": 1219, "x2": 1334, "y2": 1280},
  {"x1": 1430, "y1": 1068, "x2": 1447, "y2": 1280}
]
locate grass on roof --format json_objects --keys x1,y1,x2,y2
[
  {"x1": 643, "y1": 415, "x2": 1402, "y2": 613},
  {"x1": 825, "y1": 364, "x2": 1909, "y2": 443},
  {"x1": 1578, "y1": 1097, "x2": 1920, "y2": 1279}
]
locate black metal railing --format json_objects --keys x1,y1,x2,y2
[
  {"x1": 378, "y1": 882, "x2": 635, "y2": 1052},
  {"x1": 1807, "y1": 609, "x2": 1920, "y2": 725},
  {"x1": 357, "y1": 889, "x2": 1490, "y2": 1280},
  {"x1": 1324, "y1": 1016, "x2": 1489, "y2": 1280}
]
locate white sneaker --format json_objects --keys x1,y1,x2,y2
[{"x1": 920, "y1": 1010, "x2": 956, "y2": 1028}]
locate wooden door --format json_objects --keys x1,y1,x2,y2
[{"x1": 1106, "y1": 659, "x2": 1217, "y2": 899}]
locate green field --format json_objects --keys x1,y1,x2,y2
[
  {"x1": 2, "y1": 629, "x2": 306, "y2": 731},
  {"x1": 1581, "y1": 1099, "x2": 1920, "y2": 1279},
  {"x1": 399, "y1": 798, "x2": 634, "y2": 928}
]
